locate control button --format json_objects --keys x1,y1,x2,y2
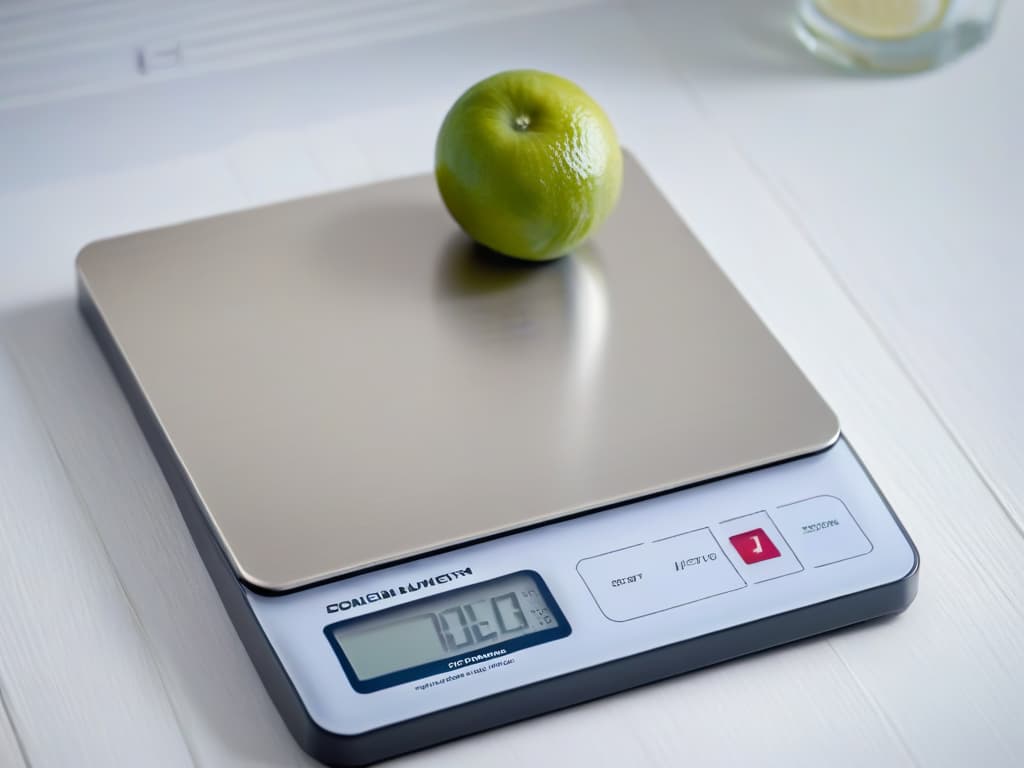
[
  {"x1": 718, "y1": 511, "x2": 803, "y2": 582},
  {"x1": 729, "y1": 528, "x2": 781, "y2": 564},
  {"x1": 577, "y1": 529, "x2": 745, "y2": 622},
  {"x1": 770, "y1": 495, "x2": 872, "y2": 568}
]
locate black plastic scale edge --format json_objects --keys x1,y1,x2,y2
[{"x1": 78, "y1": 282, "x2": 920, "y2": 768}]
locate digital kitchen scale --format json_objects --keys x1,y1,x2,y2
[{"x1": 77, "y1": 151, "x2": 918, "y2": 767}]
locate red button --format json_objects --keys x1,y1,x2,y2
[{"x1": 729, "y1": 528, "x2": 781, "y2": 564}]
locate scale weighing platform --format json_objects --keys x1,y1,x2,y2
[{"x1": 77, "y1": 151, "x2": 918, "y2": 766}]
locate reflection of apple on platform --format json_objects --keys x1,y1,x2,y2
[{"x1": 435, "y1": 69, "x2": 622, "y2": 263}]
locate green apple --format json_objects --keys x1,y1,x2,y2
[{"x1": 435, "y1": 69, "x2": 622, "y2": 262}]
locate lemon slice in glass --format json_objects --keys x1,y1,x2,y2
[{"x1": 815, "y1": 0, "x2": 950, "y2": 40}]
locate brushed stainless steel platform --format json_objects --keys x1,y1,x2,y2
[{"x1": 76, "y1": 151, "x2": 838, "y2": 591}]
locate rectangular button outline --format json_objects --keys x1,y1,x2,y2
[
  {"x1": 576, "y1": 527, "x2": 747, "y2": 623},
  {"x1": 771, "y1": 494, "x2": 874, "y2": 568},
  {"x1": 718, "y1": 509, "x2": 805, "y2": 584}
]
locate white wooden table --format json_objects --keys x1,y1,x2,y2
[{"x1": 1, "y1": 2, "x2": 1021, "y2": 766}]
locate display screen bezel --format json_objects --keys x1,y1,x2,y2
[{"x1": 324, "y1": 570, "x2": 571, "y2": 693}]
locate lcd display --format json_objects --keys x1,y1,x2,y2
[{"x1": 325, "y1": 571, "x2": 570, "y2": 692}]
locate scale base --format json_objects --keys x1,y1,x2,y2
[
  {"x1": 82, "y1": 286, "x2": 918, "y2": 765},
  {"x1": 77, "y1": 154, "x2": 917, "y2": 766}
]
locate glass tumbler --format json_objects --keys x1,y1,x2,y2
[{"x1": 794, "y1": 0, "x2": 1002, "y2": 73}]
